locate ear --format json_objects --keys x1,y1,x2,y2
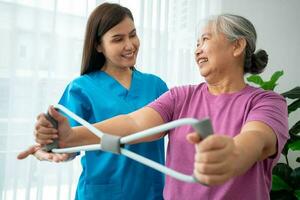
[
  {"x1": 233, "y1": 38, "x2": 246, "y2": 57},
  {"x1": 96, "y1": 44, "x2": 102, "y2": 53}
]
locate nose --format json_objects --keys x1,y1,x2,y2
[
  {"x1": 124, "y1": 38, "x2": 134, "y2": 50},
  {"x1": 195, "y1": 45, "x2": 202, "y2": 56}
]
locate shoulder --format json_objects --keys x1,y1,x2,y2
[
  {"x1": 169, "y1": 82, "x2": 206, "y2": 96},
  {"x1": 244, "y1": 86, "x2": 288, "y2": 126},
  {"x1": 134, "y1": 70, "x2": 166, "y2": 85},
  {"x1": 134, "y1": 70, "x2": 168, "y2": 95},
  {"x1": 59, "y1": 75, "x2": 93, "y2": 108},
  {"x1": 247, "y1": 85, "x2": 286, "y2": 104},
  {"x1": 61, "y1": 74, "x2": 94, "y2": 97},
  {"x1": 65, "y1": 72, "x2": 98, "y2": 90}
]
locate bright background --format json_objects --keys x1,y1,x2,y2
[{"x1": 0, "y1": 0, "x2": 299, "y2": 199}]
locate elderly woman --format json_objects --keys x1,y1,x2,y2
[{"x1": 31, "y1": 14, "x2": 289, "y2": 199}]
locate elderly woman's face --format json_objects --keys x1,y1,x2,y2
[{"x1": 194, "y1": 25, "x2": 235, "y2": 81}]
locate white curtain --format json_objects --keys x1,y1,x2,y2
[{"x1": 0, "y1": 0, "x2": 220, "y2": 199}]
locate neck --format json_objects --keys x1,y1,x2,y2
[
  {"x1": 102, "y1": 65, "x2": 132, "y2": 89},
  {"x1": 103, "y1": 66, "x2": 131, "y2": 77},
  {"x1": 207, "y1": 77, "x2": 246, "y2": 95}
]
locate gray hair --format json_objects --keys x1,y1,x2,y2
[{"x1": 206, "y1": 14, "x2": 268, "y2": 74}]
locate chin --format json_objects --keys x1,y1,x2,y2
[
  {"x1": 199, "y1": 69, "x2": 207, "y2": 77},
  {"x1": 127, "y1": 62, "x2": 136, "y2": 68},
  {"x1": 123, "y1": 58, "x2": 136, "y2": 66},
  {"x1": 123, "y1": 64, "x2": 136, "y2": 69},
  {"x1": 200, "y1": 70, "x2": 212, "y2": 82}
]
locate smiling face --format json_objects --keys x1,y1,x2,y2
[
  {"x1": 195, "y1": 24, "x2": 238, "y2": 83},
  {"x1": 97, "y1": 16, "x2": 140, "y2": 70}
]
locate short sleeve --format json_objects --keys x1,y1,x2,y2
[
  {"x1": 155, "y1": 77, "x2": 168, "y2": 97},
  {"x1": 246, "y1": 91, "x2": 289, "y2": 161},
  {"x1": 147, "y1": 88, "x2": 176, "y2": 123},
  {"x1": 58, "y1": 82, "x2": 91, "y2": 127}
]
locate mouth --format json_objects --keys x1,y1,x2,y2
[
  {"x1": 121, "y1": 52, "x2": 135, "y2": 59},
  {"x1": 197, "y1": 57, "x2": 208, "y2": 65}
]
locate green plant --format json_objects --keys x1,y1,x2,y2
[{"x1": 247, "y1": 70, "x2": 300, "y2": 200}]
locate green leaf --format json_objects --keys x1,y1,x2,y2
[
  {"x1": 288, "y1": 140, "x2": 300, "y2": 151},
  {"x1": 261, "y1": 82, "x2": 277, "y2": 91},
  {"x1": 270, "y1": 190, "x2": 296, "y2": 200},
  {"x1": 295, "y1": 190, "x2": 300, "y2": 200},
  {"x1": 273, "y1": 163, "x2": 293, "y2": 184},
  {"x1": 290, "y1": 121, "x2": 300, "y2": 135},
  {"x1": 246, "y1": 71, "x2": 284, "y2": 91},
  {"x1": 290, "y1": 167, "x2": 300, "y2": 187},
  {"x1": 272, "y1": 175, "x2": 292, "y2": 191},
  {"x1": 282, "y1": 141, "x2": 290, "y2": 156},
  {"x1": 288, "y1": 99, "x2": 300, "y2": 114},
  {"x1": 246, "y1": 75, "x2": 264, "y2": 86},
  {"x1": 285, "y1": 133, "x2": 300, "y2": 153},
  {"x1": 270, "y1": 71, "x2": 284, "y2": 85},
  {"x1": 265, "y1": 70, "x2": 284, "y2": 90},
  {"x1": 290, "y1": 133, "x2": 300, "y2": 141},
  {"x1": 282, "y1": 87, "x2": 300, "y2": 99}
]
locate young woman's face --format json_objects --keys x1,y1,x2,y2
[
  {"x1": 194, "y1": 25, "x2": 235, "y2": 81},
  {"x1": 98, "y1": 17, "x2": 140, "y2": 70}
]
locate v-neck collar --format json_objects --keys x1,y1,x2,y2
[
  {"x1": 101, "y1": 70, "x2": 133, "y2": 91},
  {"x1": 87, "y1": 70, "x2": 139, "y2": 98}
]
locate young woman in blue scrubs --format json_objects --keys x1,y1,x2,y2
[{"x1": 18, "y1": 3, "x2": 168, "y2": 200}]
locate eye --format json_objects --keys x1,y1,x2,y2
[
  {"x1": 112, "y1": 37, "x2": 123, "y2": 42},
  {"x1": 129, "y1": 31, "x2": 137, "y2": 38}
]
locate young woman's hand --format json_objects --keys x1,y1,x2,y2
[
  {"x1": 17, "y1": 144, "x2": 73, "y2": 162},
  {"x1": 34, "y1": 106, "x2": 73, "y2": 148},
  {"x1": 187, "y1": 133, "x2": 239, "y2": 186}
]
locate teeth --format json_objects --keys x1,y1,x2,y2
[
  {"x1": 123, "y1": 52, "x2": 134, "y2": 58},
  {"x1": 198, "y1": 58, "x2": 208, "y2": 64}
]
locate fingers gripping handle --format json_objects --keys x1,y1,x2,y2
[
  {"x1": 42, "y1": 112, "x2": 59, "y2": 152},
  {"x1": 192, "y1": 118, "x2": 213, "y2": 139},
  {"x1": 192, "y1": 118, "x2": 213, "y2": 184}
]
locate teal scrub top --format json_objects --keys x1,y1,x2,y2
[{"x1": 58, "y1": 70, "x2": 168, "y2": 200}]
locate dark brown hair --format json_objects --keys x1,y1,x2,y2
[{"x1": 80, "y1": 3, "x2": 134, "y2": 75}]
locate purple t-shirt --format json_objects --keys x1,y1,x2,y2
[{"x1": 148, "y1": 83, "x2": 289, "y2": 200}]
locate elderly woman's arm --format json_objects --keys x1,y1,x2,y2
[
  {"x1": 188, "y1": 120, "x2": 277, "y2": 186},
  {"x1": 34, "y1": 106, "x2": 166, "y2": 148},
  {"x1": 18, "y1": 106, "x2": 165, "y2": 161}
]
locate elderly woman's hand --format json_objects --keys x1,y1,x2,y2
[{"x1": 187, "y1": 133, "x2": 239, "y2": 186}]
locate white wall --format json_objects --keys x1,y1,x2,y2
[
  {"x1": 220, "y1": 0, "x2": 300, "y2": 166},
  {"x1": 221, "y1": 0, "x2": 300, "y2": 92}
]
